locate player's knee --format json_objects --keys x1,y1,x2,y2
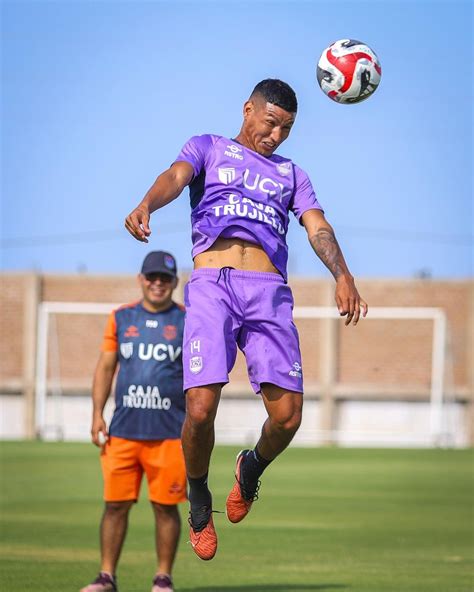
[
  {"x1": 186, "y1": 403, "x2": 215, "y2": 427},
  {"x1": 271, "y1": 407, "x2": 302, "y2": 435},
  {"x1": 283, "y1": 409, "x2": 302, "y2": 434},
  {"x1": 186, "y1": 388, "x2": 219, "y2": 426},
  {"x1": 105, "y1": 500, "x2": 133, "y2": 515},
  {"x1": 152, "y1": 501, "x2": 180, "y2": 518}
]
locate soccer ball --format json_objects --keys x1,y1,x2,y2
[{"x1": 317, "y1": 39, "x2": 382, "y2": 104}]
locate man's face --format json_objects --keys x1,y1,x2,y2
[
  {"x1": 242, "y1": 98, "x2": 296, "y2": 157},
  {"x1": 139, "y1": 272, "x2": 177, "y2": 310}
]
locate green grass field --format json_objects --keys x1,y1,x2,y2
[{"x1": 1, "y1": 443, "x2": 473, "y2": 592}]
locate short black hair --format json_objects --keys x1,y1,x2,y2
[{"x1": 250, "y1": 79, "x2": 298, "y2": 113}]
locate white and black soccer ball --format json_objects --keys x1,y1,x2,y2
[{"x1": 317, "y1": 39, "x2": 382, "y2": 104}]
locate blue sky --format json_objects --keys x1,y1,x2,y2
[{"x1": 1, "y1": 0, "x2": 472, "y2": 278}]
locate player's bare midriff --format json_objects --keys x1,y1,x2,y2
[{"x1": 194, "y1": 237, "x2": 279, "y2": 274}]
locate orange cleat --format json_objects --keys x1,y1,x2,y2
[
  {"x1": 226, "y1": 450, "x2": 260, "y2": 524},
  {"x1": 188, "y1": 507, "x2": 217, "y2": 560}
]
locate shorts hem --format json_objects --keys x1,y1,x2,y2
[
  {"x1": 184, "y1": 378, "x2": 229, "y2": 391},
  {"x1": 149, "y1": 495, "x2": 188, "y2": 505},
  {"x1": 254, "y1": 380, "x2": 304, "y2": 395}
]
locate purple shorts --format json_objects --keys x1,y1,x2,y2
[{"x1": 183, "y1": 268, "x2": 303, "y2": 394}]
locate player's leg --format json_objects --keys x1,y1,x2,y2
[
  {"x1": 100, "y1": 500, "x2": 135, "y2": 574},
  {"x1": 150, "y1": 503, "x2": 180, "y2": 592},
  {"x1": 80, "y1": 500, "x2": 132, "y2": 592},
  {"x1": 241, "y1": 385, "x2": 302, "y2": 494},
  {"x1": 182, "y1": 269, "x2": 238, "y2": 486},
  {"x1": 227, "y1": 272, "x2": 304, "y2": 523},
  {"x1": 181, "y1": 269, "x2": 240, "y2": 559},
  {"x1": 142, "y1": 438, "x2": 186, "y2": 591},
  {"x1": 182, "y1": 384, "x2": 221, "y2": 478},
  {"x1": 257, "y1": 384, "x2": 303, "y2": 459},
  {"x1": 100, "y1": 436, "x2": 142, "y2": 575},
  {"x1": 181, "y1": 384, "x2": 221, "y2": 560},
  {"x1": 81, "y1": 437, "x2": 142, "y2": 592},
  {"x1": 226, "y1": 387, "x2": 302, "y2": 523}
]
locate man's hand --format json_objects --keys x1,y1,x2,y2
[
  {"x1": 124, "y1": 162, "x2": 194, "y2": 243},
  {"x1": 125, "y1": 205, "x2": 151, "y2": 242},
  {"x1": 301, "y1": 210, "x2": 368, "y2": 325},
  {"x1": 91, "y1": 416, "x2": 108, "y2": 447},
  {"x1": 335, "y1": 274, "x2": 368, "y2": 326}
]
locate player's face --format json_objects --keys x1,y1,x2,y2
[
  {"x1": 139, "y1": 273, "x2": 177, "y2": 311},
  {"x1": 241, "y1": 99, "x2": 296, "y2": 157}
]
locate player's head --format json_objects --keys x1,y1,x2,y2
[
  {"x1": 138, "y1": 251, "x2": 178, "y2": 312},
  {"x1": 239, "y1": 79, "x2": 297, "y2": 157}
]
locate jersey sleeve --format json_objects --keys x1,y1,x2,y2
[
  {"x1": 101, "y1": 311, "x2": 118, "y2": 353},
  {"x1": 290, "y1": 164, "x2": 324, "y2": 223},
  {"x1": 173, "y1": 135, "x2": 214, "y2": 179}
]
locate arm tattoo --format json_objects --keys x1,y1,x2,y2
[{"x1": 309, "y1": 228, "x2": 345, "y2": 279}]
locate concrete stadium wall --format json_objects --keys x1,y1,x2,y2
[
  {"x1": 0, "y1": 394, "x2": 469, "y2": 447},
  {"x1": 1, "y1": 272, "x2": 473, "y2": 445}
]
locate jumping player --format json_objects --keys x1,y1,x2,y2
[
  {"x1": 81, "y1": 251, "x2": 186, "y2": 592},
  {"x1": 125, "y1": 79, "x2": 368, "y2": 561}
]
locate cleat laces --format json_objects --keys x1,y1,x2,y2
[
  {"x1": 237, "y1": 474, "x2": 261, "y2": 502},
  {"x1": 188, "y1": 506, "x2": 223, "y2": 532}
]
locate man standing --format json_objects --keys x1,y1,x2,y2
[
  {"x1": 125, "y1": 79, "x2": 368, "y2": 561},
  {"x1": 81, "y1": 251, "x2": 186, "y2": 592}
]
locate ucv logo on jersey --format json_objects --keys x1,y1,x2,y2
[
  {"x1": 218, "y1": 167, "x2": 236, "y2": 185},
  {"x1": 120, "y1": 342, "x2": 134, "y2": 359}
]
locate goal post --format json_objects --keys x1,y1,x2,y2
[
  {"x1": 35, "y1": 302, "x2": 121, "y2": 439},
  {"x1": 34, "y1": 302, "x2": 449, "y2": 445}
]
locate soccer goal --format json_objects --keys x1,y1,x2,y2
[
  {"x1": 34, "y1": 302, "x2": 452, "y2": 446},
  {"x1": 292, "y1": 306, "x2": 450, "y2": 447}
]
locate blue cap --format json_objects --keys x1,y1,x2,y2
[{"x1": 141, "y1": 251, "x2": 177, "y2": 277}]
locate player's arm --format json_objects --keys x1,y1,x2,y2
[
  {"x1": 301, "y1": 208, "x2": 368, "y2": 326},
  {"x1": 91, "y1": 351, "x2": 118, "y2": 447},
  {"x1": 125, "y1": 161, "x2": 194, "y2": 243}
]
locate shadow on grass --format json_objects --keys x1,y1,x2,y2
[{"x1": 181, "y1": 585, "x2": 348, "y2": 591}]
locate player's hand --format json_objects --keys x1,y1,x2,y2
[
  {"x1": 91, "y1": 417, "x2": 109, "y2": 447},
  {"x1": 335, "y1": 275, "x2": 368, "y2": 326},
  {"x1": 125, "y1": 204, "x2": 151, "y2": 242}
]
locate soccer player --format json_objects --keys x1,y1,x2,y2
[
  {"x1": 81, "y1": 251, "x2": 186, "y2": 592},
  {"x1": 125, "y1": 79, "x2": 368, "y2": 561}
]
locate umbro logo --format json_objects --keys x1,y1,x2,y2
[
  {"x1": 124, "y1": 325, "x2": 139, "y2": 337},
  {"x1": 218, "y1": 167, "x2": 236, "y2": 185},
  {"x1": 169, "y1": 482, "x2": 184, "y2": 494}
]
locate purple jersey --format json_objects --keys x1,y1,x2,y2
[{"x1": 174, "y1": 134, "x2": 323, "y2": 280}]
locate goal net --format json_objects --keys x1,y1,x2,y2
[{"x1": 35, "y1": 302, "x2": 456, "y2": 446}]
